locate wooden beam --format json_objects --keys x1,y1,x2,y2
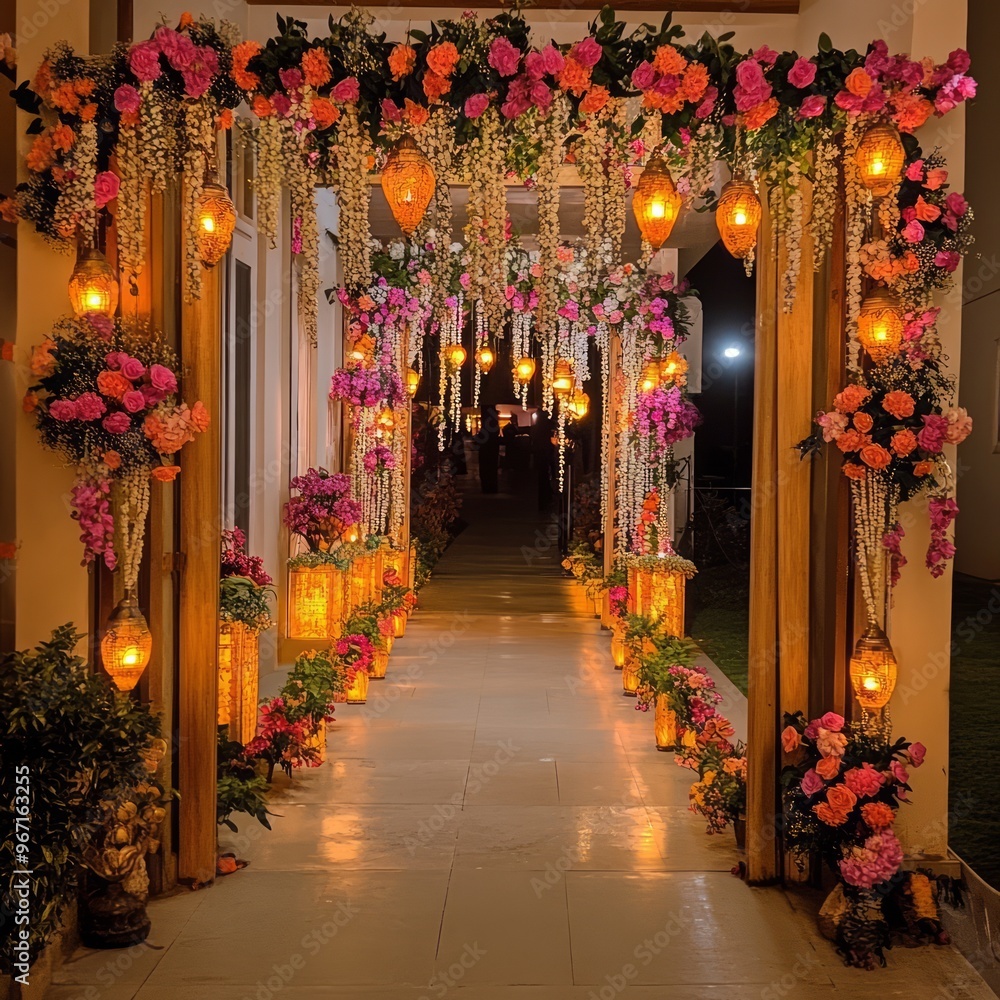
[
  {"x1": 746, "y1": 190, "x2": 779, "y2": 885},
  {"x1": 178, "y1": 218, "x2": 222, "y2": 888},
  {"x1": 248, "y1": 0, "x2": 798, "y2": 9}
]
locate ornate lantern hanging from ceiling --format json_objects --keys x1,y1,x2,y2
[
  {"x1": 632, "y1": 157, "x2": 682, "y2": 249},
  {"x1": 68, "y1": 246, "x2": 119, "y2": 318},
  {"x1": 715, "y1": 179, "x2": 762, "y2": 260},
  {"x1": 195, "y1": 180, "x2": 238, "y2": 267},
  {"x1": 100, "y1": 594, "x2": 153, "y2": 691},
  {"x1": 857, "y1": 287, "x2": 904, "y2": 365},
  {"x1": 855, "y1": 123, "x2": 906, "y2": 198},
  {"x1": 567, "y1": 389, "x2": 590, "y2": 419},
  {"x1": 849, "y1": 621, "x2": 898, "y2": 712},
  {"x1": 513, "y1": 356, "x2": 536, "y2": 385},
  {"x1": 381, "y1": 135, "x2": 436, "y2": 235},
  {"x1": 475, "y1": 345, "x2": 495, "y2": 373},
  {"x1": 405, "y1": 367, "x2": 420, "y2": 398},
  {"x1": 551, "y1": 358, "x2": 575, "y2": 400},
  {"x1": 444, "y1": 344, "x2": 466, "y2": 370}
]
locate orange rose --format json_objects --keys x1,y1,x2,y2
[
  {"x1": 216, "y1": 108, "x2": 233, "y2": 131},
  {"x1": 816, "y1": 755, "x2": 841, "y2": 780},
  {"x1": 652, "y1": 44, "x2": 686, "y2": 77},
  {"x1": 835, "y1": 429, "x2": 870, "y2": 454},
  {"x1": 861, "y1": 801, "x2": 895, "y2": 829},
  {"x1": 311, "y1": 98, "x2": 340, "y2": 129},
  {"x1": 231, "y1": 40, "x2": 262, "y2": 90},
  {"x1": 0, "y1": 197, "x2": 17, "y2": 224},
  {"x1": 860, "y1": 443, "x2": 892, "y2": 470},
  {"x1": 151, "y1": 465, "x2": 180, "y2": 482},
  {"x1": 913, "y1": 460, "x2": 934, "y2": 476},
  {"x1": 103, "y1": 450, "x2": 122, "y2": 470},
  {"x1": 843, "y1": 462, "x2": 866, "y2": 481},
  {"x1": 252, "y1": 94, "x2": 274, "y2": 118},
  {"x1": 853, "y1": 411, "x2": 873, "y2": 433},
  {"x1": 882, "y1": 390, "x2": 915, "y2": 419},
  {"x1": 97, "y1": 370, "x2": 133, "y2": 400},
  {"x1": 26, "y1": 135, "x2": 55, "y2": 173},
  {"x1": 813, "y1": 782, "x2": 857, "y2": 826},
  {"x1": 189, "y1": 400, "x2": 210, "y2": 433},
  {"x1": 833, "y1": 384, "x2": 871, "y2": 413},
  {"x1": 845, "y1": 67, "x2": 872, "y2": 98},
  {"x1": 426, "y1": 41, "x2": 459, "y2": 78},
  {"x1": 914, "y1": 195, "x2": 941, "y2": 223},
  {"x1": 403, "y1": 99, "x2": 429, "y2": 127},
  {"x1": 422, "y1": 70, "x2": 451, "y2": 103},
  {"x1": 680, "y1": 62, "x2": 709, "y2": 103},
  {"x1": 891, "y1": 429, "x2": 917, "y2": 457},
  {"x1": 389, "y1": 43, "x2": 417, "y2": 81},
  {"x1": 557, "y1": 57, "x2": 591, "y2": 97},
  {"x1": 743, "y1": 97, "x2": 779, "y2": 131},
  {"x1": 579, "y1": 85, "x2": 609, "y2": 115},
  {"x1": 302, "y1": 46, "x2": 332, "y2": 88}
]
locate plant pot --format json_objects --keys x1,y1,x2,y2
[
  {"x1": 622, "y1": 649, "x2": 640, "y2": 697},
  {"x1": 304, "y1": 718, "x2": 327, "y2": 763},
  {"x1": 80, "y1": 879, "x2": 150, "y2": 949},
  {"x1": 370, "y1": 649, "x2": 388, "y2": 680},
  {"x1": 393, "y1": 613, "x2": 406, "y2": 638},
  {"x1": 733, "y1": 815, "x2": 747, "y2": 852},
  {"x1": 611, "y1": 633, "x2": 625, "y2": 669},
  {"x1": 287, "y1": 565, "x2": 346, "y2": 639},
  {"x1": 346, "y1": 669, "x2": 369, "y2": 704},
  {"x1": 653, "y1": 695, "x2": 678, "y2": 751}
]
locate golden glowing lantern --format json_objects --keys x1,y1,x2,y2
[
  {"x1": 649, "y1": 563, "x2": 686, "y2": 639},
  {"x1": 715, "y1": 179, "x2": 762, "y2": 259},
  {"x1": 475, "y1": 345, "x2": 495, "y2": 373},
  {"x1": 567, "y1": 389, "x2": 590, "y2": 420},
  {"x1": 68, "y1": 246, "x2": 119, "y2": 318},
  {"x1": 381, "y1": 135, "x2": 435, "y2": 235},
  {"x1": 622, "y1": 647, "x2": 641, "y2": 696},
  {"x1": 513, "y1": 356, "x2": 536, "y2": 384},
  {"x1": 659, "y1": 352, "x2": 687, "y2": 386},
  {"x1": 405, "y1": 366, "x2": 420, "y2": 398},
  {"x1": 345, "y1": 668, "x2": 369, "y2": 705},
  {"x1": 654, "y1": 694, "x2": 678, "y2": 751},
  {"x1": 370, "y1": 648, "x2": 389, "y2": 679},
  {"x1": 551, "y1": 358, "x2": 574, "y2": 400},
  {"x1": 632, "y1": 157, "x2": 682, "y2": 249},
  {"x1": 376, "y1": 406, "x2": 396, "y2": 434},
  {"x1": 849, "y1": 621, "x2": 898, "y2": 712},
  {"x1": 855, "y1": 123, "x2": 906, "y2": 197},
  {"x1": 195, "y1": 181, "x2": 237, "y2": 267},
  {"x1": 611, "y1": 632, "x2": 625, "y2": 669},
  {"x1": 100, "y1": 595, "x2": 153, "y2": 691},
  {"x1": 288, "y1": 565, "x2": 347, "y2": 639},
  {"x1": 857, "y1": 287, "x2": 904, "y2": 365},
  {"x1": 640, "y1": 361, "x2": 661, "y2": 394},
  {"x1": 444, "y1": 344, "x2": 467, "y2": 370}
]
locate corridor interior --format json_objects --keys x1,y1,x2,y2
[{"x1": 49, "y1": 483, "x2": 993, "y2": 998}]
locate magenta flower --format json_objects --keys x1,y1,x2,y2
[
  {"x1": 488, "y1": 37, "x2": 521, "y2": 77},
  {"x1": 103, "y1": 411, "x2": 131, "y2": 434},
  {"x1": 129, "y1": 40, "x2": 162, "y2": 82},
  {"x1": 464, "y1": 93, "x2": 489, "y2": 118},
  {"x1": 787, "y1": 56, "x2": 816, "y2": 88},
  {"x1": 49, "y1": 399, "x2": 78, "y2": 421},
  {"x1": 114, "y1": 84, "x2": 141, "y2": 115},
  {"x1": 331, "y1": 77, "x2": 360, "y2": 103}
]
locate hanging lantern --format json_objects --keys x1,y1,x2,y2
[
  {"x1": 100, "y1": 594, "x2": 153, "y2": 691},
  {"x1": 288, "y1": 565, "x2": 347, "y2": 639},
  {"x1": 567, "y1": 389, "x2": 590, "y2": 420},
  {"x1": 551, "y1": 358, "x2": 574, "y2": 400},
  {"x1": 715, "y1": 179, "x2": 761, "y2": 259},
  {"x1": 513, "y1": 356, "x2": 536, "y2": 384},
  {"x1": 849, "y1": 621, "x2": 898, "y2": 711},
  {"x1": 855, "y1": 123, "x2": 906, "y2": 198},
  {"x1": 857, "y1": 287, "x2": 904, "y2": 365},
  {"x1": 405, "y1": 367, "x2": 420, "y2": 398},
  {"x1": 632, "y1": 157, "x2": 682, "y2": 249},
  {"x1": 639, "y1": 360, "x2": 661, "y2": 394},
  {"x1": 68, "y1": 246, "x2": 119, "y2": 318},
  {"x1": 376, "y1": 406, "x2": 396, "y2": 434},
  {"x1": 475, "y1": 345, "x2": 495, "y2": 373},
  {"x1": 195, "y1": 181, "x2": 237, "y2": 267},
  {"x1": 444, "y1": 344, "x2": 467, "y2": 370},
  {"x1": 381, "y1": 135, "x2": 435, "y2": 235}
]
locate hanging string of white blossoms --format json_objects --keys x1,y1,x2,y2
[
  {"x1": 181, "y1": 101, "x2": 216, "y2": 302},
  {"x1": 535, "y1": 98, "x2": 567, "y2": 344},
  {"x1": 595, "y1": 320, "x2": 611, "y2": 525},
  {"x1": 811, "y1": 132, "x2": 839, "y2": 271},
  {"x1": 843, "y1": 116, "x2": 868, "y2": 375},
  {"x1": 438, "y1": 291, "x2": 464, "y2": 449},
  {"x1": 54, "y1": 121, "x2": 97, "y2": 250},
  {"x1": 336, "y1": 104, "x2": 372, "y2": 294},
  {"x1": 616, "y1": 317, "x2": 650, "y2": 551},
  {"x1": 852, "y1": 473, "x2": 899, "y2": 625},
  {"x1": 511, "y1": 308, "x2": 532, "y2": 407},
  {"x1": 557, "y1": 409, "x2": 567, "y2": 493},
  {"x1": 473, "y1": 299, "x2": 485, "y2": 408},
  {"x1": 116, "y1": 468, "x2": 151, "y2": 595}
]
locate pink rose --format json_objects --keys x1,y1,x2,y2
[
  {"x1": 819, "y1": 711, "x2": 844, "y2": 733},
  {"x1": 935, "y1": 250, "x2": 960, "y2": 272},
  {"x1": 149, "y1": 363, "x2": 177, "y2": 393},
  {"x1": 530, "y1": 80, "x2": 552, "y2": 111},
  {"x1": 103, "y1": 411, "x2": 131, "y2": 434},
  {"x1": 539, "y1": 43, "x2": 564, "y2": 76},
  {"x1": 917, "y1": 413, "x2": 949, "y2": 453},
  {"x1": 120, "y1": 357, "x2": 146, "y2": 381},
  {"x1": 734, "y1": 58, "x2": 771, "y2": 112},
  {"x1": 844, "y1": 763, "x2": 885, "y2": 799},
  {"x1": 907, "y1": 742, "x2": 927, "y2": 767},
  {"x1": 948, "y1": 48, "x2": 971, "y2": 74},
  {"x1": 488, "y1": 37, "x2": 521, "y2": 78},
  {"x1": 94, "y1": 171, "x2": 120, "y2": 209},
  {"x1": 781, "y1": 725, "x2": 801, "y2": 753},
  {"x1": 754, "y1": 45, "x2": 779, "y2": 65},
  {"x1": 804, "y1": 719, "x2": 820, "y2": 740},
  {"x1": 74, "y1": 391, "x2": 106, "y2": 421},
  {"x1": 890, "y1": 759, "x2": 909, "y2": 786},
  {"x1": 380, "y1": 98, "x2": 402, "y2": 123},
  {"x1": 905, "y1": 159, "x2": 925, "y2": 181},
  {"x1": 797, "y1": 94, "x2": 826, "y2": 118},
  {"x1": 925, "y1": 168, "x2": 948, "y2": 190},
  {"x1": 787, "y1": 56, "x2": 816, "y2": 89},
  {"x1": 695, "y1": 86, "x2": 717, "y2": 119},
  {"x1": 141, "y1": 384, "x2": 166, "y2": 407},
  {"x1": 123, "y1": 390, "x2": 147, "y2": 413},
  {"x1": 573, "y1": 37, "x2": 602, "y2": 69},
  {"x1": 801, "y1": 769, "x2": 824, "y2": 796},
  {"x1": 331, "y1": 77, "x2": 360, "y2": 103},
  {"x1": 87, "y1": 314, "x2": 114, "y2": 340},
  {"x1": 105, "y1": 351, "x2": 128, "y2": 371},
  {"x1": 815, "y1": 728, "x2": 848, "y2": 758},
  {"x1": 463, "y1": 93, "x2": 489, "y2": 119},
  {"x1": 901, "y1": 220, "x2": 925, "y2": 244},
  {"x1": 129, "y1": 39, "x2": 162, "y2": 82},
  {"x1": 114, "y1": 84, "x2": 141, "y2": 115},
  {"x1": 632, "y1": 60, "x2": 656, "y2": 91},
  {"x1": 945, "y1": 192, "x2": 968, "y2": 217},
  {"x1": 49, "y1": 399, "x2": 78, "y2": 421}
]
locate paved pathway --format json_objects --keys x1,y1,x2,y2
[{"x1": 50, "y1": 485, "x2": 994, "y2": 999}]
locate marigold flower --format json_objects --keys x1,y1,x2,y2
[
  {"x1": 422, "y1": 70, "x2": 451, "y2": 103},
  {"x1": 302, "y1": 46, "x2": 332, "y2": 88},
  {"x1": 652, "y1": 44, "x2": 686, "y2": 77},
  {"x1": 151, "y1": 464, "x2": 181, "y2": 482},
  {"x1": 842, "y1": 462, "x2": 866, "y2": 481},
  {"x1": 742, "y1": 96, "x2": 779, "y2": 130},
  {"x1": 680, "y1": 62, "x2": 709, "y2": 103},
  {"x1": 389, "y1": 43, "x2": 417, "y2": 80},
  {"x1": 579, "y1": 85, "x2": 609, "y2": 115},
  {"x1": 426, "y1": 41, "x2": 459, "y2": 78},
  {"x1": 26, "y1": 135, "x2": 55, "y2": 173},
  {"x1": 231, "y1": 40, "x2": 261, "y2": 90},
  {"x1": 557, "y1": 56, "x2": 591, "y2": 97},
  {"x1": 252, "y1": 94, "x2": 273, "y2": 118}
]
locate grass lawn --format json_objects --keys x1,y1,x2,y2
[
  {"x1": 687, "y1": 563, "x2": 750, "y2": 694},
  {"x1": 949, "y1": 575, "x2": 1000, "y2": 889}
]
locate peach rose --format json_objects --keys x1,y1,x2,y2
[
  {"x1": 891, "y1": 429, "x2": 917, "y2": 457},
  {"x1": 103, "y1": 450, "x2": 122, "y2": 470},
  {"x1": 781, "y1": 725, "x2": 801, "y2": 753},
  {"x1": 815, "y1": 754, "x2": 841, "y2": 780},
  {"x1": 860, "y1": 443, "x2": 892, "y2": 470},
  {"x1": 97, "y1": 370, "x2": 133, "y2": 400},
  {"x1": 834, "y1": 384, "x2": 871, "y2": 413},
  {"x1": 853, "y1": 411, "x2": 873, "y2": 433},
  {"x1": 836, "y1": 429, "x2": 871, "y2": 454},
  {"x1": 843, "y1": 462, "x2": 866, "y2": 481},
  {"x1": 151, "y1": 464, "x2": 181, "y2": 482},
  {"x1": 882, "y1": 390, "x2": 915, "y2": 419},
  {"x1": 845, "y1": 67, "x2": 873, "y2": 97}
]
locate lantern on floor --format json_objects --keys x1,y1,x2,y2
[
  {"x1": 611, "y1": 632, "x2": 625, "y2": 669},
  {"x1": 849, "y1": 621, "x2": 898, "y2": 712},
  {"x1": 68, "y1": 246, "x2": 119, "y2": 318},
  {"x1": 100, "y1": 594, "x2": 153, "y2": 691},
  {"x1": 855, "y1": 123, "x2": 905, "y2": 197},
  {"x1": 622, "y1": 647, "x2": 641, "y2": 696},
  {"x1": 195, "y1": 181, "x2": 237, "y2": 267},
  {"x1": 288, "y1": 565, "x2": 346, "y2": 639},
  {"x1": 444, "y1": 344, "x2": 466, "y2": 370},
  {"x1": 475, "y1": 345, "x2": 495, "y2": 373},
  {"x1": 654, "y1": 694, "x2": 678, "y2": 751},
  {"x1": 715, "y1": 179, "x2": 761, "y2": 260},
  {"x1": 649, "y1": 562, "x2": 686, "y2": 638},
  {"x1": 857, "y1": 287, "x2": 904, "y2": 365},
  {"x1": 381, "y1": 135, "x2": 435, "y2": 235},
  {"x1": 405, "y1": 366, "x2": 420, "y2": 398},
  {"x1": 567, "y1": 389, "x2": 590, "y2": 420},
  {"x1": 513, "y1": 356, "x2": 536, "y2": 384},
  {"x1": 640, "y1": 361, "x2": 661, "y2": 394},
  {"x1": 370, "y1": 647, "x2": 389, "y2": 679},
  {"x1": 551, "y1": 358, "x2": 574, "y2": 400},
  {"x1": 345, "y1": 667, "x2": 369, "y2": 705},
  {"x1": 632, "y1": 157, "x2": 681, "y2": 249}
]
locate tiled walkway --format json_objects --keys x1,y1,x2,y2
[{"x1": 51, "y1": 486, "x2": 994, "y2": 998}]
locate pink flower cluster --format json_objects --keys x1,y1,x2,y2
[
  {"x1": 221, "y1": 526, "x2": 272, "y2": 586},
  {"x1": 329, "y1": 364, "x2": 405, "y2": 413},
  {"x1": 839, "y1": 829, "x2": 905, "y2": 889},
  {"x1": 362, "y1": 443, "x2": 395, "y2": 474},
  {"x1": 70, "y1": 476, "x2": 116, "y2": 569},
  {"x1": 335, "y1": 632, "x2": 374, "y2": 674},
  {"x1": 130, "y1": 25, "x2": 221, "y2": 99},
  {"x1": 635, "y1": 384, "x2": 701, "y2": 458},
  {"x1": 926, "y1": 495, "x2": 959, "y2": 577},
  {"x1": 283, "y1": 467, "x2": 362, "y2": 543}
]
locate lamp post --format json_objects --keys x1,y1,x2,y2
[{"x1": 724, "y1": 345, "x2": 741, "y2": 487}]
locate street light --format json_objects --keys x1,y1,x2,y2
[{"x1": 723, "y1": 346, "x2": 741, "y2": 359}]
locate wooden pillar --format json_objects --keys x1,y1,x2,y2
[
  {"x1": 178, "y1": 240, "x2": 222, "y2": 887},
  {"x1": 746, "y1": 191, "x2": 780, "y2": 885}
]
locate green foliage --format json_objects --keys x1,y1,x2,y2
[
  {"x1": 281, "y1": 648, "x2": 344, "y2": 724},
  {"x1": 217, "y1": 733, "x2": 272, "y2": 834},
  {"x1": 0, "y1": 625, "x2": 162, "y2": 972},
  {"x1": 636, "y1": 635, "x2": 697, "y2": 696},
  {"x1": 220, "y1": 576, "x2": 275, "y2": 633}
]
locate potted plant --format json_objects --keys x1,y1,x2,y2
[
  {"x1": 688, "y1": 740, "x2": 748, "y2": 843},
  {"x1": 245, "y1": 697, "x2": 322, "y2": 783},
  {"x1": 621, "y1": 612, "x2": 663, "y2": 697},
  {"x1": 279, "y1": 648, "x2": 343, "y2": 759},
  {"x1": 344, "y1": 602, "x2": 392, "y2": 679},
  {"x1": 634, "y1": 635, "x2": 698, "y2": 750},
  {"x1": 333, "y1": 632, "x2": 374, "y2": 704}
]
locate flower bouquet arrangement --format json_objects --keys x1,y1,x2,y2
[
  {"x1": 220, "y1": 527, "x2": 275, "y2": 633},
  {"x1": 344, "y1": 602, "x2": 393, "y2": 654},
  {"x1": 283, "y1": 467, "x2": 362, "y2": 559},
  {"x1": 333, "y1": 631, "x2": 374, "y2": 676},
  {"x1": 634, "y1": 634, "x2": 697, "y2": 712},
  {"x1": 27, "y1": 314, "x2": 207, "y2": 586},
  {"x1": 780, "y1": 710, "x2": 926, "y2": 968},
  {"x1": 688, "y1": 739, "x2": 747, "y2": 835},
  {"x1": 280, "y1": 648, "x2": 343, "y2": 727},
  {"x1": 245, "y1": 695, "x2": 322, "y2": 782}
]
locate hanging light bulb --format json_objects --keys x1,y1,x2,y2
[
  {"x1": 405, "y1": 367, "x2": 420, "y2": 398},
  {"x1": 857, "y1": 287, "x2": 904, "y2": 365},
  {"x1": 100, "y1": 594, "x2": 153, "y2": 692},
  {"x1": 567, "y1": 389, "x2": 590, "y2": 419},
  {"x1": 855, "y1": 123, "x2": 906, "y2": 197},
  {"x1": 632, "y1": 157, "x2": 682, "y2": 249},
  {"x1": 551, "y1": 358, "x2": 574, "y2": 400},
  {"x1": 381, "y1": 135, "x2": 435, "y2": 235},
  {"x1": 658, "y1": 352, "x2": 687, "y2": 386},
  {"x1": 195, "y1": 180, "x2": 237, "y2": 267},
  {"x1": 513, "y1": 356, "x2": 536, "y2": 385},
  {"x1": 639, "y1": 361, "x2": 661, "y2": 393},
  {"x1": 715, "y1": 179, "x2": 761, "y2": 260},
  {"x1": 475, "y1": 345, "x2": 495, "y2": 373},
  {"x1": 849, "y1": 621, "x2": 898, "y2": 711},
  {"x1": 68, "y1": 246, "x2": 119, "y2": 318},
  {"x1": 444, "y1": 344, "x2": 466, "y2": 370}
]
